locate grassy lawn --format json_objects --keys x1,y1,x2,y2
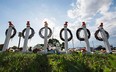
[{"x1": 0, "y1": 52, "x2": 116, "y2": 72}]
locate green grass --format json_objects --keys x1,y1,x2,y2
[{"x1": 0, "y1": 52, "x2": 116, "y2": 72}]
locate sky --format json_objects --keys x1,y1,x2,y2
[{"x1": 0, "y1": 0, "x2": 116, "y2": 48}]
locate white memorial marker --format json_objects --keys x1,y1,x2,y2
[
  {"x1": 2, "y1": 21, "x2": 16, "y2": 51},
  {"x1": 76, "y1": 22, "x2": 91, "y2": 53},
  {"x1": 22, "y1": 21, "x2": 30, "y2": 52},
  {"x1": 44, "y1": 22, "x2": 48, "y2": 53},
  {"x1": 82, "y1": 22, "x2": 91, "y2": 52},
  {"x1": 39, "y1": 21, "x2": 52, "y2": 54},
  {"x1": 60, "y1": 22, "x2": 73, "y2": 54},
  {"x1": 64, "y1": 23, "x2": 68, "y2": 53},
  {"x1": 98, "y1": 23, "x2": 112, "y2": 53}
]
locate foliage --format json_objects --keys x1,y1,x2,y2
[
  {"x1": 0, "y1": 52, "x2": 116, "y2": 72},
  {"x1": 0, "y1": 52, "x2": 51, "y2": 72},
  {"x1": 0, "y1": 44, "x2": 3, "y2": 51},
  {"x1": 48, "y1": 38, "x2": 60, "y2": 47},
  {"x1": 33, "y1": 44, "x2": 44, "y2": 49},
  {"x1": 60, "y1": 42, "x2": 65, "y2": 50},
  {"x1": 95, "y1": 45, "x2": 105, "y2": 50},
  {"x1": 12, "y1": 46, "x2": 18, "y2": 49}
]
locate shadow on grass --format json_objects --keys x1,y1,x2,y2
[
  {"x1": 48, "y1": 54, "x2": 92, "y2": 72},
  {"x1": 15, "y1": 54, "x2": 52, "y2": 72},
  {"x1": 0, "y1": 52, "x2": 52, "y2": 72},
  {"x1": 26, "y1": 54, "x2": 52, "y2": 72},
  {"x1": 0, "y1": 52, "x2": 116, "y2": 72}
]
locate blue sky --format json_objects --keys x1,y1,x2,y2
[{"x1": 0, "y1": 0, "x2": 116, "y2": 48}]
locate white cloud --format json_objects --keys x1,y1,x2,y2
[
  {"x1": 70, "y1": 3, "x2": 75, "y2": 7},
  {"x1": 67, "y1": 0, "x2": 116, "y2": 47},
  {"x1": 67, "y1": 10, "x2": 77, "y2": 18},
  {"x1": 42, "y1": 18, "x2": 64, "y2": 42},
  {"x1": 68, "y1": 0, "x2": 112, "y2": 21},
  {"x1": 42, "y1": 18, "x2": 56, "y2": 28},
  {"x1": 95, "y1": 12, "x2": 116, "y2": 37}
]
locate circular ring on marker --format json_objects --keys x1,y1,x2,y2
[
  {"x1": 60, "y1": 28, "x2": 73, "y2": 41},
  {"x1": 22, "y1": 27, "x2": 35, "y2": 39},
  {"x1": 95, "y1": 29, "x2": 109, "y2": 41},
  {"x1": 76, "y1": 28, "x2": 90, "y2": 41},
  {"x1": 5, "y1": 27, "x2": 17, "y2": 38},
  {"x1": 39, "y1": 27, "x2": 52, "y2": 39}
]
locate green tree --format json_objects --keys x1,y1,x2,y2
[
  {"x1": 0, "y1": 44, "x2": 4, "y2": 51},
  {"x1": 48, "y1": 38, "x2": 60, "y2": 47},
  {"x1": 60, "y1": 42, "x2": 65, "y2": 50},
  {"x1": 96, "y1": 45, "x2": 105, "y2": 50},
  {"x1": 33, "y1": 44, "x2": 44, "y2": 49},
  {"x1": 12, "y1": 46, "x2": 18, "y2": 49}
]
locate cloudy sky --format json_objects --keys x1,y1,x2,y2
[{"x1": 0, "y1": 0, "x2": 116, "y2": 48}]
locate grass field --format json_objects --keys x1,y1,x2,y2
[{"x1": 0, "y1": 52, "x2": 116, "y2": 72}]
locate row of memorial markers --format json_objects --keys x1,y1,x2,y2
[{"x1": 1, "y1": 21, "x2": 112, "y2": 53}]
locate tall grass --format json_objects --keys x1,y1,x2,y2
[{"x1": 0, "y1": 52, "x2": 116, "y2": 72}]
